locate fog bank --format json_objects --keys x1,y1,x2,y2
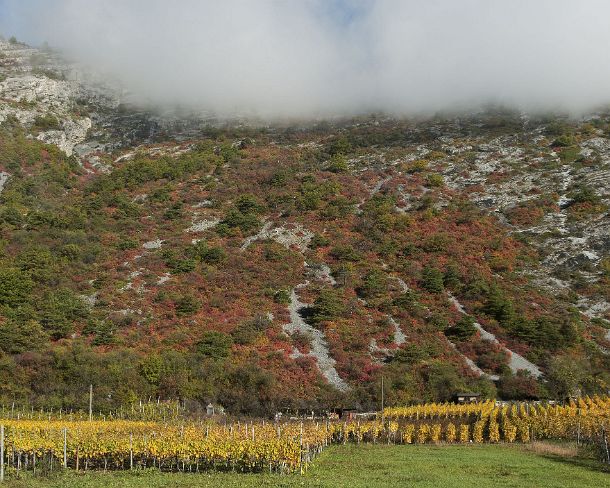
[{"x1": 3, "y1": 0, "x2": 610, "y2": 118}]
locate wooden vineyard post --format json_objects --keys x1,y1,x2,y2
[
  {"x1": 381, "y1": 375, "x2": 385, "y2": 425},
  {"x1": 602, "y1": 425, "x2": 610, "y2": 465},
  {"x1": 129, "y1": 433, "x2": 133, "y2": 470},
  {"x1": 1, "y1": 424, "x2": 4, "y2": 483},
  {"x1": 299, "y1": 422, "x2": 304, "y2": 474},
  {"x1": 63, "y1": 428, "x2": 67, "y2": 469},
  {"x1": 89, "y1": 385, "x2": 93, "y2": 422}
]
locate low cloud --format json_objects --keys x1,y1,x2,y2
[{"x1": 3, "y1": 0, "x2": 610, "y2": 118}]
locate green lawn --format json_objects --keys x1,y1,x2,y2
[{"x1": 4, "y1": 443, "x2": 608, "y2": 488}]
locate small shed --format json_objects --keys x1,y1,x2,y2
[
  {"x1": 335, "y1": 408, "x2": 359, "y2": 420},
  {"x1": 454, "y1": 392, "x2": 481, "y2": 404}
]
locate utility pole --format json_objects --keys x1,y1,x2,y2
[{"x1": 89, "y1": 385, "x2": 93, "y2": 422}]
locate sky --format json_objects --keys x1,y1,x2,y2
[{"x1": 1, "y1": 0, "x2": 610, "y2": 118}]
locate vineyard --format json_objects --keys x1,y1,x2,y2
[
  {"x1": 0, "y1": 397, "x2": 609, "y2": 479},
  {"x1": 381, "y1": 397, "x2": 610, "y2": 446}
]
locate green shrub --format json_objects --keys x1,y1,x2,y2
[
  {"x1": 392, "y1": 343, "x2": 431, "y2": 364},
  {"x1": 559, "y1": 145, "x2": 581, "y2": 163},
  {"x1": 220, "y1": 208, "x2": 261, "y2": 233},
  {"x1": 269, "y1": 170, "x2": 289, "y2": 187},
  {"x1": 326, "y1": 154, "x2": 348, "y2": 173},
  {"x1": 483, "y1": 285, "x2": 515, "y2": 324},
  {"x1": 0, "y1": 319, "x2": 47, "y2": 354},
  {"x1": 39, "y1": 288, "x2": 89, "y2": 339},
  {"x1": 311, "y1": 289, "x2": 345, "y2": 324},
  {"x1": 328, "y1": 136, "x2": 352, "y2": 156},
  {"x1": 83, "y1": 319, "x2": 116, "y2": 346},
  {"x1": 428, "y1": 314, "x2": 450, "y2": 331},
  {"x1": 139, "y1": 355, "x2": 164, "y2": 385},
  {"x1": 420, "y1": 266, "x2": 444, "y2": 293},
  {"x1": 196, "y1": 331, "x2": 232, "y2": 359},
  {"x1": 403, "y1": 159, "x2": 428, "y2": 173},
  {"x1": 569, "y1": 185, "x2": 600, "y2": 206},
  {"x1": 116, "y1": 239, "x2": 138, "y2": 250},
  {"x1": 392, "y1": 291, "x2": 421, "y2": 313},
  {"x1": 273, "y1": 289, "x2": 291, "y2": 305},
  {"x1": 320, "y1": 197, "x2": 353, "y2": 220},
  {"x1": 168, "y1": 258, "x2": 197, "y2": 274},
  {"x1": 552, "y1": 134, "x2": 575, "y2": 147},
  {"x1": 446, "y1": 315, "x2": 477, "y2": 341},
  {"x1": 422, "y1": 234, "x2": 449, "y2": 253},
  {"x1": 193, "y1": 242, "x2": 226, "y2": 265},
  {"x1": 218, "y1": 144, "x2": 241, "y2": 163},
  {"x1": 426, "y1": 173, "x2": 445, "y2": 187},
  {"x1": 163, "y1": 202, "x2": 183, "y2": 220},
  {"x1": 330, "y1": 245, "x2": 362, "y2": 262},
  {"x1": 443, "y1": 264, "x2": 462, "y2": 289},
  {"x1": 310, "y1": 233, "x2": 330, "y2": 249},
  {"x1": 235, "y1": 194, "x2": 263, "y2": 214},
  {"x1": 175, "y1": 295, "x2": 200, "y2": 316},
  {"x1": 32, "y1": 114, "x2": 61, "y2": 131},
  {"x1": 232, "y1": 316, "x2": 271, "y2": 345},
  {"x1": 358, "y1": 269, "x2": 388, "y2": 299},
  {"x1": 0, "y1": 268, "x2": 33, "y2": 307},
  {"x1": 59, "y1": 243, "x2": 82, "y2": 260}
]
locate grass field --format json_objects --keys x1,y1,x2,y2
[{"x1": 4, "y1": 443, "x2": 608, "y2": 488}]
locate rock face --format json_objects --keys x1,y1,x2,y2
[
  {"x1": 0, "y1": 40, "x2": 200, "y2": 159},
  {"x1": 241, "y1": 222, "x2": 314, "y2": 252},
  {"x1": 0, "y1": 41, "x2": 95, "y2": 156},
  {"x1": 185, "y1": 218, "x2": 220, "y2": 234},
  {"x1": 0, "y1": 172, "x2": 9, "y2": 194},
  {"x1": 36, "y1": 118, "x2": 92, "y2": 156},
  {"x1": 143, "y1": 239, "x2": 164, "y2": 250}
]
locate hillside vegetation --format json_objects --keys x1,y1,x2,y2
[
  {"x1": 0, "y1": 40, "x2": 609, "y2": 414},
  {"x1": 0, "y1": 114, "x2": 609, "y2": 414}
]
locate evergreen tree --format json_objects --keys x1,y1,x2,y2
[
  {"x1": 421, "y1": 266, "x2": 444, "y2": 293},
  {"x1": 446, "y1": 315, "x2": 477, "y2": 341}
]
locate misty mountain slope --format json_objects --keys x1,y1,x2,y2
[
  {"x1": 0, "y1": 39, "x2": 211, "y2": 162},
  {"x1": 0, "y1": 41, "x2": 608, "y2": 413},
  {"x1": 0, "y1": 39, "x2": 108, "y2": 156}
]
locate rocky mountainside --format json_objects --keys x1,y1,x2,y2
[
  {"x1": 0, "y1": 39, "x2": 608, "y2": 413},
  {"x1": 433, "y1": 118, "x2": 610, "y2": 327}
]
